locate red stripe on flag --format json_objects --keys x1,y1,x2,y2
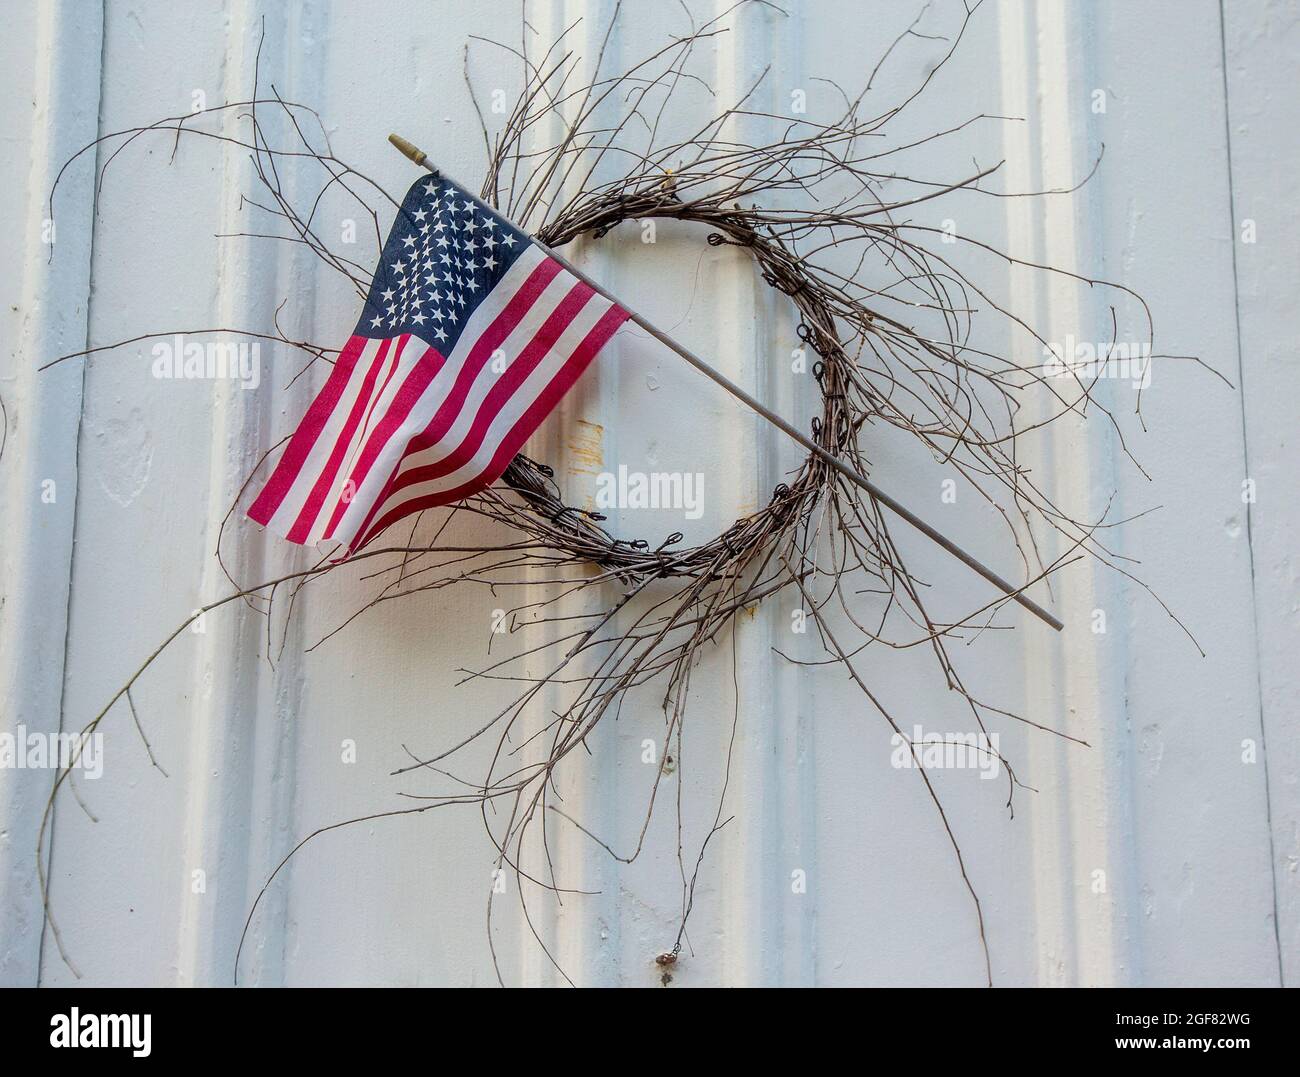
[
  {"x1": 406, "y1": 258, "x2": 562, "y2": 458},
  {"x1": 285, "y1": 337, "x2": 395, "y2": 543},
  {"x1": 318, "y1": 342, "x2": 445, "y2": 540},
  {"x1": 382, "y1": 280, "x2": 594, "y2": 494},
  {"x1": 342, "y1": 257, "x2": 563, "y2": 546},
  {"x1": 352, "y1": 303, "x2": 628, "y2": 550},
  {"x1": 248, "y1": 334, "x2": 368, "y2": 526}
]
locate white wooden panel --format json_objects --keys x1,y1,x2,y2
[
  {"x1": 0, "y1": 0, "x2": 1292, "y2": 987},
  {"x1": 0, "y1": 0, "x2": 103, "y2": 985},
  {"x1": 1222, "y1": 0, "x2": 1300, "y2": 985}
]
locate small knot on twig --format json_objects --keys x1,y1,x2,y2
[{"x1": 706, "y1": 230, "x2": 756, "y2": 247}]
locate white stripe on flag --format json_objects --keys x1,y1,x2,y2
[
  {"x1": 357, "y1": 286, "x2": 612, "y2": 537},
  {"x1": 304, "y1": 333, "x2": 417, "y2": 543},
  {"x1": 328, "y1": 245, "x2": 563, "y2": 544},
  {"x1": 262, "y1": 336, "x2": 383, "y2": 537},
  {"x1": 379, "y1": 264, "x2": 574, "y2": 480}
]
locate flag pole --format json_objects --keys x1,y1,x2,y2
[{"x1": 388, "y1": 134, "x2": 1063, "y2": 633}]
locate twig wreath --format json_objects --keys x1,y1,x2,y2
[{"x1": 39, "y1": 1, "x2": 1207, "y2": 985}]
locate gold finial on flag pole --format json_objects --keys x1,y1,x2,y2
[
  {"x1": 387, "y1": 133, "x2": 427, "y2": 168},
  {"x1": 386, "y1": 134, "x2": 1064, "y2": 633}
]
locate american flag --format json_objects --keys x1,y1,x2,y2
[{"x1": 248, "y1": 172, "x2": 629, "y2": 554}]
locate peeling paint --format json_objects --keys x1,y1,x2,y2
[{"x1": 567, "y1": 418, "x2": 605, "y2": 475}]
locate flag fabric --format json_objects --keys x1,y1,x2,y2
[{"x1": 248, "y1": 172, "x2": 629, "y2": 554}]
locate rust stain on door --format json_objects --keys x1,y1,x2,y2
[{"x1": 568, "y1": 419, "x2": 604, "y2": 476}]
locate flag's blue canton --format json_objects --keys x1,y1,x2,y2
[{"x1": 355, "y1": 174, "x2": 531, "y2": 353}]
